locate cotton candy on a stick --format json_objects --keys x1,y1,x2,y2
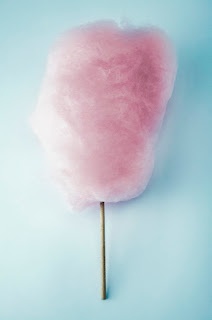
[{"x1": 31, "y1": 21, "x2": 177, "y2": 299}]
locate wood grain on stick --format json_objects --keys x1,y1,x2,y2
[{"x1": 100, "y1": 202, "x2": 106, "y2": 300}]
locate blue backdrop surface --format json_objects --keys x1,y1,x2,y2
[{"x1": 0, "y1": 1, "x2": 211, "y2": 319}]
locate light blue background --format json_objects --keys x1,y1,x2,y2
[{"x1": 0, "y1": 1, "x2": 211, "y2": 319}]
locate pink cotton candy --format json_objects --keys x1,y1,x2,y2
[{"x1": 31, "y1": 21, "x2": 177, "y2": 210}]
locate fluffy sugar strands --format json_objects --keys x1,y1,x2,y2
[{"x1": 31, "y1": 21, "x2": 177, "y2": 210}]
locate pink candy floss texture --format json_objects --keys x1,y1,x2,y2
[{"x1": 31, "y1": 21, "x2": 177, "y2": 210}]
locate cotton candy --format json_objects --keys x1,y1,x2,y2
[{"x1": 31, "y1": 21, "x2": 177, "y2": 210}]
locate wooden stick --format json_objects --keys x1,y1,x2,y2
[{"x1": 100, "y1": 201, "x2": 106, "y2": 300}]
